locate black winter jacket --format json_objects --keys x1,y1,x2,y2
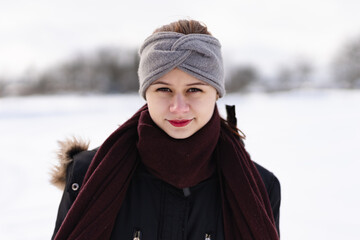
[{"x1": 52, "y1": 148, "x2": 281, "y2": 240}]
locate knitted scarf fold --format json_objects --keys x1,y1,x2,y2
[
  {"x1": 136, "y1": 106, "x2": 219, "y2": 189},
  {"x1": 54, "y1": 104, "x2": 279, "y2": 240}
]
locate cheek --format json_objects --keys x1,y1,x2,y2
[
  {"x1": 147, "y1": 97, "x2": 169, "y2": 122},
  {"x1": 193, "y1": 93, "x2": 217, "y2": 109},
  {"x1": 193, "y1": 96, "x2": 216, "y2": 121}
]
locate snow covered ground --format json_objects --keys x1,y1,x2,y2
[{"x1": 0, "y1": 90, "x2": 359, "y2": 239}]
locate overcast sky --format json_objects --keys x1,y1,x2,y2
[{"x1": 1, "y1": 0, "x2": 360, "y2": 77}]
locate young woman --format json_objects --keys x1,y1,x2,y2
[{"x1": 51, "y1": 19, "x2": 281, "y2": 240}]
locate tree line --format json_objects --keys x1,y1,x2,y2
[{"x1": 1, "y1": 34, "x2": 360, "y2": 97}]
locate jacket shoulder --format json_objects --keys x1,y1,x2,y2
[
  {"x1": 65, "y1": 147, "x2": 97, "y2": 195},
  {"x1": 50, "y1": 137, "x2": 94, "y2": 190},
  {"x1": 253, "y1": 162, "x2": 280, "y2": 192},
  {"x1": 50, "y1": 139, "x2": 97, "y2": 239}
]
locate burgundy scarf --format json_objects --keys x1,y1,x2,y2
[{"x1": 54, "y1": 105, "x2": 279, "y2": 240}]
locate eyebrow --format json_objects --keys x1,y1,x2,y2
[{"x1": 152, "y1": 81, "x2": 208, "y2": 86}]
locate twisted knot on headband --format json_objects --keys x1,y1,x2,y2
[{"x1": 138, "y1": 32, "x2": 225, "y2": 98}]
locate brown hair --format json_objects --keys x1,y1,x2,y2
[
  {"x1": 153, "y1": 19, "x2": 245, "y2": 140},
  {"x1": 153, "y1": 19, "x2": 212, "y2": 35}
]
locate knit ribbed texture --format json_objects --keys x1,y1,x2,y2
[{"x1": 138, "y1": 32, "x2": 225, "y2": 98}]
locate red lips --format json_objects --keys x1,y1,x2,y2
[{"x1": 168, "y1": 119, "x2": 192, "y2": 127}]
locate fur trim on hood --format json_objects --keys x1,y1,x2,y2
[{"x1": 50, "y1": 137, "x2": 89, "y2": 190}]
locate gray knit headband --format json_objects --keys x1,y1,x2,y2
[{"x1": 138, "y1": 32, "x2": 225, "y2": 99}]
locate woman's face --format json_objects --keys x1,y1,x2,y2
[{"x1": 146, "y1": 68, "x2": 218, "y2": 139}]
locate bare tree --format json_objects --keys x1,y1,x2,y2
[
  {"x1": 266, "y1": 59, "x2": 314, "y2": 92},
  {"x1": 91, "y1": 47, "x2": 139, "y2": 93},
  {"x1": 226, "y1": 65, "x2": 259, "y2": 92},
  {"x1": 332, "y1": 35, "x2": 360, "y2": 88},
  {"x1": 0, "y1": 77, "x2": 5, "y2": 97},
  {"x1": 27, "y1": 47, "x2": 139, "y2": 95}
]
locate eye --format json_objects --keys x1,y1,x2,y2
[
  {"x1": 188, "y1": 88, "x2": 202, "y2": 93},
  {"x1": 156, "y1": 87, "x2": 171, "y2": 92}
]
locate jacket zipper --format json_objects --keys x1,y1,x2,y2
[{"x1": 133, "y1": 230, "x2": 141, "y2": 240}]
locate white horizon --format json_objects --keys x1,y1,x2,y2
[{"x1": 1, "y1": 0, "x2": 360, "y2": 78}]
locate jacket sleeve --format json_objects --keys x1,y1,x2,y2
[
  {"x1": 253, "y1": 162, "x2": 281, "y2": 237},
  {"x1": 267, "y1": 174, "x2": 281, "y2": 238},
  {"x1": 51, "y1": 161, "x2": 76, "y2": 240},
  {"x1": 51, "y1": 149, "x2": 96, "y2": 239}
]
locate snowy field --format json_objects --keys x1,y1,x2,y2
[{"x1": 0, "y1": 90, "x2": 359, "y2": 239}]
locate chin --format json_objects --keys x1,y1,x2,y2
[{"x1": 166, "y1": 129, "x2": 194, "y2": 140}]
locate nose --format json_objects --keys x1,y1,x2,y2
[{"x1": 170, "y1": 93, "x2": 189, "y2": 113}]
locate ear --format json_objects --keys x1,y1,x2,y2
[{"x1": 216, "y1": 93, "x2": 219, "y2": 100}]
